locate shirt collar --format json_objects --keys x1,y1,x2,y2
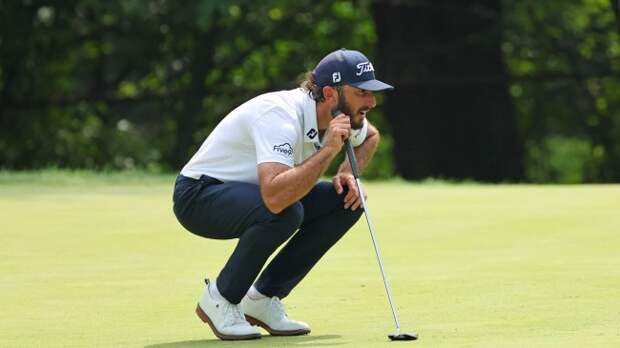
[{"x1": 299, "y1": 89, "x2": 320, "y2": 143}]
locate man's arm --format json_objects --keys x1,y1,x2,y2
[
  {"x1": 258, "y1": 148, "x2": 336, "y2": 214},
  {"x1": 258, "y1": 115, "x2": 351, "y2": 214},
  {"x1": 332, "y1": 121, "x2": 380, "y2": 210}
]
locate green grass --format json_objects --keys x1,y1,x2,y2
[{"x1": 1, "y1": 172, "x2": 619, "y2": 347}]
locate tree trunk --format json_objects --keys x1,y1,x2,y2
[
  {"x1": 170, "y1": 29, "x2": 216, "y2": 170},
  {"x1": 371, "y1": 0, "x2": 523, "y2": 181},
  {"x1": 611, "y1": 0, "x2": 620, "y2": 33}
]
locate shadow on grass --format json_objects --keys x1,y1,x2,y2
[{"x1": 145, "y1": 334, "x2": 345, "y2": 348}]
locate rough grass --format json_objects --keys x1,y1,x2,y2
[{"x1": 1, "y1": 172, "x2": 619, "y2": 347}]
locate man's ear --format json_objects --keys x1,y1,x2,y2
[{"x1": 322, "y1": 86, "x2": 338, "y2": 104}]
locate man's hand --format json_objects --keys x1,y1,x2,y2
[
  {"x1": 323, "y1": 114, "x2": 351, "y2": 154},
  {"x1": 332, "y1": 173, "x2": 366, "y2": 210}
]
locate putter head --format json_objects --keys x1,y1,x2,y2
[{"x1": 388, "y1": 332, "x2": 418, "y2": 341}]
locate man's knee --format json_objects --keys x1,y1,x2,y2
[
  {"x1": 274, "y1": 201, "x2": 304, "y2": 232},
  {"x1": 348, "y1": 205, "x2": 365, "y2": 217},
  {"x1": 341, "y1": 203, "x2": 364, "y2": 229},
  {"x1": 256, "y1": 201, "x2": 304, "y2": 240}
]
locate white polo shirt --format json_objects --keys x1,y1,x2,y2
[{"x1": 181, "y1": 88, "x2": 368, "y2": 184}]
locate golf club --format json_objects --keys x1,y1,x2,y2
[{"x1": 332, "y1": 109, "x2": 418, "y2": 341}]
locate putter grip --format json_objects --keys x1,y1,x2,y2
[
  {"x1": 331, "y1": 109, "x2": 361, "y2": 179},
  {"x1": 345, "y1": 139, "x2": 360, "y2": 179}
]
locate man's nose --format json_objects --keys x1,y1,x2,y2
[{"x1": 366, "y1": 93, "x2": 377, "y2": 109}]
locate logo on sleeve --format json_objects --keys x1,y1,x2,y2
[
  {"x1": 306, "y1": 128, "x2": 317, "y2": 139},
  {"x1": 273, "y1": 143, "x2": 293, "y2": 157}
]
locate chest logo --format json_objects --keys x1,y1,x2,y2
[
  {"x1": 273, "y1": 143, "x2": 293, "y2": 157},
  {"x1": 306, "y1": 128, "x2": 317, "y2": 139}
]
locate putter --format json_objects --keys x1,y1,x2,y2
[{"x1": 332, "y1": 109, "x2": 418, "y2": 341}]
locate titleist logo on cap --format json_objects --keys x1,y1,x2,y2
[{"x1": 356, "y1": 62, "x2": 374, "y2": 76}]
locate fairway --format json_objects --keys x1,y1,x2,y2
[{"x1": 1, "y1": 172, "x2": 619, "y2": 347}]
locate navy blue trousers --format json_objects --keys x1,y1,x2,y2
[{"x1": 173, "y1": 175, "x2": 363, "y2": 304}]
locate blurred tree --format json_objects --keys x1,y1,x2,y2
[
  {"x1": 371, "y1": 0, "x2": 523, "y2": 181},
  {"x1": 2, "y1": 0, "x2": 619, "y2": 182},
  {"x1": 504, "y1": 0, "x2": 620, "y2": 182},
  {"x1": 0, "y1": 0, "x2": 384, "y2": 173}
]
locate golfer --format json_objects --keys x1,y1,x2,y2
[{"x1": 173, "y1": 48, "x2": 394, "y2": 340}]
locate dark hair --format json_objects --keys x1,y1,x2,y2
[{"x1": 300, "y1": 71, "x2": 342, "y2": 102}]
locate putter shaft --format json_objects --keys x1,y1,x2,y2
[
  {"x1": 332, "y1": 109, "x2": 416, "y2": 340},
  {"x1": 350, "y1": 158, "x2": 401, "y2": 335}
]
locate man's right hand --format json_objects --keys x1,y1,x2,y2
[{"x1": 323, "y1": 114, "x2": 351, "y2": 154}]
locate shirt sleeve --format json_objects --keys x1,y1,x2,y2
[
  {"x1": 349, "y1": 118, "x2": 369, "y2": 147},
  {"x1": 250, "y1": 107, "x2": 297, "y2": 168}
]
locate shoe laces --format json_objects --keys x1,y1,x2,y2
[
  {"x1": 222, "y1": 302, "x2": 247, "y2": 326},
  {"x1": 270, "y1": 296, "x2": 288, "y2": 320}
]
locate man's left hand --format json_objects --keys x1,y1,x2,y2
[{"x1": 332, "y1": 173, "x2": 366, "y2": 210}]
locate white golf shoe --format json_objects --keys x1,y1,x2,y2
[
  {"x1": 195, "y1": 279, "x2": 261, "y2": 340},
  {"x1": 240, "y1": 294, "x2": 311, "y2": 336}
]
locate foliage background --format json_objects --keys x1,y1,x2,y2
[{"x1": 1, "y1": 0, "x2": 619, "y2": 183}]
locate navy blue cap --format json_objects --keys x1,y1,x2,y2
[{"x1": 312, "y1": 48, "x2": 394, "y2": 91}]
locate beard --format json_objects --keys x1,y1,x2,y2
[{"x1": 334, "y1": 89, "x2": 368, "y2": 130}]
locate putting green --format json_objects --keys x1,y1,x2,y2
[{"x1": 1, "y1": 172, "x2": 619, "y2": 347}]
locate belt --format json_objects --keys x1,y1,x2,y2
[
  {"x1": 198, "y1": 174, "x2": 223, "y2": 186},
  {"x1": 178, "y1": 174, "x2": 223, "y2": 186}
]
